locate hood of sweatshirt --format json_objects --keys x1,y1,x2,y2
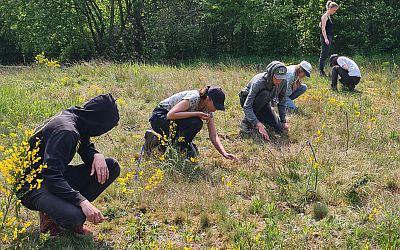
[
  {"x1": 264, "y1": 61, "x2": 287, "y2": 84},
  {"x1": 70, "y1": 93, "x2": 120, "y2": 137}
]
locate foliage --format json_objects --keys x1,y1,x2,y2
[
  {"x1": 1, "y1": 0, "x2": 400, "y2": 63},
  {"x1": 0, "y1": 124, "x2": 47, "y2": 247}
]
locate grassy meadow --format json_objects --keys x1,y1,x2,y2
[{"x1": 0, "y1": 57, "x2": 399, "y2": 249}]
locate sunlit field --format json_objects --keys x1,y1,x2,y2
[{"x1": 0, "y1": 57, "x2": 399, "y2": 249}]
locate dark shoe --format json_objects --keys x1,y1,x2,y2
[
  {"x1": 319, "y1": 70, "x2": 327, "y2": 77},
  {"x1": 73, "y1": 225, "x2": 93, "y2": 237},
  {"x1": 144, "y1": 130, "x2": 160, "y2": 155},
  {"x1": 239, "y1": 119, "x2": 253, "y2": 134},
  {"x1": 348, "y1": 85, "x2": 355, "y2": 91},
  {"x1": 331, "y1": 84, "x2": 338, "y2": 91},
  {"x1": 186, "y1": 142, "x2": 199, "y2": 158},
  {"x1": 39, "y1": 212, "x2": 59, "y2": 236}
]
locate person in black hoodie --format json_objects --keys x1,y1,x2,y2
[{"x1": 20, "y1": 93, "x2": 120, "y2": 236}]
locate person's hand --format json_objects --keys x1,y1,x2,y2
[
  {"x1": 223, "y1": 153, "x2": 238, "y2": 161},
  {"x1": 282, "y1": 122, "x2": 289, "y2": 130},
  {"x1": 80, "y1": 200, "x2": 105, "y2": 225},
  {"x1": 292, "y1": 79, "x2": 301, "y2": 92},
  {"x1": 91, "y1": 153, "x2": 109, "y2": 184},
  {"x1": 196, "y1": 112, "x2": 210, "y2": 121},
  {"x1": 324, "y1": 38, "x2": 330, "y2": 45},
  {"x1": 256, "y1": 122, "x2": 270, "y2": 141}
]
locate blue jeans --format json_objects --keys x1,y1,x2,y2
[{"x1": 282, "y1": 84, "x2": 307, "y2": 110}]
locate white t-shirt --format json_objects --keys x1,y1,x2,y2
[
  {"x1": 337, "y1": 57, "x2": 361, "y2": 77},
  {"x1": 158, "y1": 90, "x2": 214, "y2": 117}
]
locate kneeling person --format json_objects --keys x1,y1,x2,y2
[
  {"x1": 282, "y1": 61, "x2": 312, "y2": 111},
  {"x1": 20, "y1": 93, "x2": 120, "y2": 236},
  {"x1": 329, "y1": 54, "x2": 361, "y2": 91},
  {"x1": 239, "y1": 61, "x2": 288, "y2": 141},
  {"x1": 147, "y1": 86, "x2": 238, "y2": 161}
]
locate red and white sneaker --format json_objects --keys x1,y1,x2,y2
[{"x1": 39, "y1": 212, "x2": 59, "y2": 236}]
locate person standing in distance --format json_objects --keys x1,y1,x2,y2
[{"x1": 319, "y1": 1, "x2": 339, "y2": 77}]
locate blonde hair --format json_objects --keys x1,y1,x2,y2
[{"x1": 326, "y1": 1, "x2": 339, "y2": 10}]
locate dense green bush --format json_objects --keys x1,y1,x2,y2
[{"x1": 0, "y1": 0, "x2": 399, "y2": 63}]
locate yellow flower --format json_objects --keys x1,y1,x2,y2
[
  {"x1": 2, "y1": 234, "x2": 8, "y2": 243},
  {"x1": 186, "y1": 234, "x2": 194, "y2": 243},
  {"x1": 313, "y1": 163, "x2": 319, "y2": 169},
  {"x1": 189, "y1": 157, "x2": 198, "y2": 163},
  {"x1": 0, "y1": 145, "x2": 5, "y2": 151},
  {"x1": 36, "y1": 179, "x2": 43, "y2": 189},
  {"x1": 227, "y1": 181, "x2": 233, "y2": 187},
  {"x1": 167, "y1": 241, "x2": 174, "y2": 249},
  {"x1": 12, "y1": 227, "x2": 18, "y2": 240}
]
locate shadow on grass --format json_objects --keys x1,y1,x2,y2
[
  {"x1": 239, "y1": 128, "x2": 291, "y2": 150},
  {"x1": 17, "y1": 230, "x2": 114, "y2": 250},
  {"x1": 339, "y1": 88, "x2": 363, "y2": 96}
]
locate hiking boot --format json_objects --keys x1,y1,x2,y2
[
  {"x1": 39, "y1": 212, "x2": 59, "y2": 236},
  {"x1": 73, "y1": 225, "x2": 93, "y2": 237},
  {"x1": 331, "y1": 84, "x2": 338, "y2": 91},
  {"x1": 239, "y1": 119, "x2": 253, "y2": 134},
  {"x1": 144, "y1": 130, "x2": 160, "y2": 155},
  {"x1": 319, "y1": 70, "x2": 327, "y2": 77}
]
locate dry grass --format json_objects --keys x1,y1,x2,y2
[{"x1": 0, "y1": 58, "x2": 399, "y2": 249}]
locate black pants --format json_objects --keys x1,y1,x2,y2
[
  {"x1": 150, "y1": 107, "x2": 203, "y2": 146},
  {"x1": 240, "y1": 90, "x2": 283, "y2": 133},
  {"x1": 21, "y1": 158, "x2": 120, "y2": 230},
  {"x1": 319, "y1": 34, "x2": 333, "y2": 71},
  {"x1": 331, "y1": 65, "x2": 361, "y2": 90}
]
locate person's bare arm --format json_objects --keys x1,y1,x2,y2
[
  {"x1": 321, "y1": 14, "x2": 329, "y2": 45},
  {"x1": 166, "y1": 100, "x2": 210, "y2": 121},
  {"x1": 207, "y1": 117, "x2": 238, "y2": 160}
]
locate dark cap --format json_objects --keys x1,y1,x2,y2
[
  {"x1": 273, "y1": 65, "x2": 287, "y2": 80},
  {"x1": 329, "y1": 54, "x2": 339, "y2": 66},
  {"x1": 208, "y1": 86, "x2": 225, "y2": 111}
]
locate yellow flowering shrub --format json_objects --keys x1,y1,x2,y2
[
  {"x1": 34, "y1": 52, "x2": 60, "y2": 68},
  {"x1": 0, "y1": 128, "x2": 47, "y2": 245}
]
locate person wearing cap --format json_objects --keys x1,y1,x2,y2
[
  {"x1": 19, "y1": 93, "x2": 120, "y2": 236},
  {"x1": 329, "y1": 54, "x2": 361, "y2": 91},
  {"x1": 281, "y1": 61, "x2": 312, "y2": 111},
  {"x1": 145, "y1": 85, "x2": 238, "y2": 160},
  {"x1": 239, "y1": 61, "x2": 288, "y2": 141}
]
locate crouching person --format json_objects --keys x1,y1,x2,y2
[
  {"x1": 329, "y1": 54, "x2": 361, "y2": 91},
  {"x1": 239, "y1": 61, "x2": 288, "y2": 141},
  {"x1": 20, "y1": 93, "x2": 120, "y2": 236},
  {"x1": 282, "y1": 61, "x2": 312, "y2": 111},
  {"x1": 145, "y1": 86, "x2": 238, "y2": 161}
]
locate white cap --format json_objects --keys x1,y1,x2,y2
[{"x1": 299, "y1": 61, "x2": 312, "y2": 77}]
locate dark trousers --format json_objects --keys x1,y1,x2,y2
[
  {"x1": 240, "y1": 90, "x2": 283, "y2": 133},
  {"x1": 150, "y1": 107, "x2": 203, "y2": 145},
  {"x1": 319, "y1": 34, "x2": 333, "y2": 71},
  {"x1": 331, "y1": 65, "x2": 361, "y2": 90},
  {"x1": 21, "y1": 158, "x2": 120, "y2": 230}
]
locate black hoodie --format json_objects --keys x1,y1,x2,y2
[{"x1": 24, "y1": 93, "x2": 119, "y2": 206}]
